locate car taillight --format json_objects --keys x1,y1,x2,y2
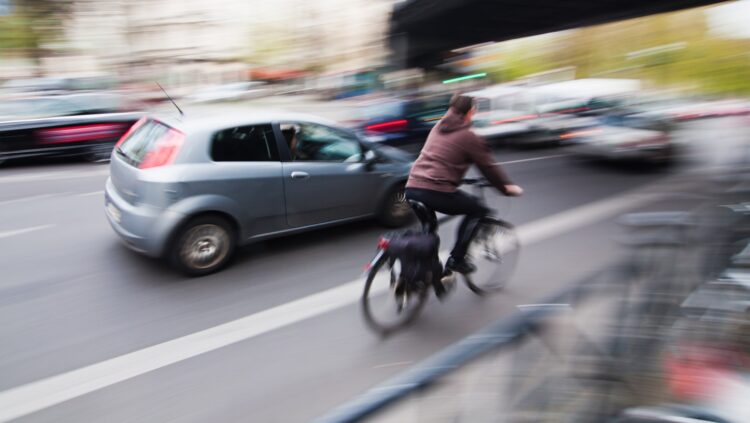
[
  {"x1": 365, "y1": 119, "x2": 408, "y2": 133},
  {"x1": 139, "y1": 129, "x2": 184, "y2": 169},
  {"x1": 115, "y1": 117, "x2": 147, "y2": 148},
  {"x1": 377, "y1": 237, "x2": 390, "y2": 250},
  {"x1": 492, "y1": 114, "x2": 536, "y2": 125},
  {"x1": 560, "y1": 128, "x2": 602, "y2": 139},
  {"x1": 36, "y1": 123, "x2": 130, "y2": 144}
]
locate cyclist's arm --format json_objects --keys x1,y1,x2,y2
[{"x1": 467, "y1": 133, "x2": 513, "y2": 194}]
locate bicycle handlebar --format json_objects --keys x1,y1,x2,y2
[{"x1": 461, "y1": 178, "x2": 493, "y2": 188}]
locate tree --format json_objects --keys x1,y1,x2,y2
[{"x1": 0, "y1": 0, "x2": 74, "y2": 68}]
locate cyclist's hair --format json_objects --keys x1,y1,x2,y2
[{"x1": 449, "y1": 93, "x2": 475, "y2": 116}]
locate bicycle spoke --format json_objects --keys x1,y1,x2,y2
[{"x1": 464, "y1": 220, "x2": 520, "y2": 295}]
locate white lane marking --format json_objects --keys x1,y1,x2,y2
[
  {"x1": 76, "y1": 190, "x2": 104, "y2": 197},
  {"x1": 0, "y1": 280, "x2": 384, "y2": 423},
  {"x1": 0, "y1": 193, "x2": 69, "y2": 206},
  {"x1": 497, "y1": 154, "x2": 568, "y2": 165},
  {"x1": 0, "y1": 225, "x2": 55, "y2": 240},
  {"x1": 0, "y1": 169, "x2": 109, "y2": 185},
  {"x1": 0, "y1": 184, "x2": 665, "y2": 422}
]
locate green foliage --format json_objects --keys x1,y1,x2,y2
[
  {"x1": 478, "y1": 6, "x2": 750, "y2": 96},
  {"x1": 0, "y1": 13, "x2": 37, "y2": 50},
  {"x1": 0, "y1": 0, "x2": 73, "y2": 58}
]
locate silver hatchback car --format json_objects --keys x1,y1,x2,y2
[{"x1": 105, "y1": 110, "x2": 413, "y2": 275}]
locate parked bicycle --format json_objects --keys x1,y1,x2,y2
[{"x1": 361, "y1": 178, "x2": 520, "y2": 335}]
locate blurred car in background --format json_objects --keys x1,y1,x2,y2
[
  {"x1": 532, "y1": 78, "x2": 641, "y2": 117},
  {"x1": 468, "y1": 85, "x2": 541, "y2": 141},
  {"x1": 468, "y1": 84, "x2": 596, "y2": 147},
  {"x1": 622, "y1": 95, "x2": 750, "y2": 123},
  {"x1": 185, "y1": 81, "x2": 270, "y2": 103},
  {"x1": 563, "y1": 114, "x2": 675, "y2": 165},
  {"x1": 356, "y1": 93, "x2": 450, "y2": 148},
  {"x1": 696, "y1": 98, "x2": 750, "y2": 119},
  {"x1": 0, "y1": 77, "x2": 71, "y2": 96},
  {"x1": 0, "y1": 94, "x2": 142, "y2": 165},
  {"x1": 105, "y1": 110, "x2": 413, "y2": 275}
]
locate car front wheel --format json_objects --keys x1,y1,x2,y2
[{"x1": 170, "y1": 215, "x2": 236, "y2": 276}]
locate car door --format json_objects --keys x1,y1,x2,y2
[
  {"x1": 204, "y1": 123, "x2": 286, "y2": 239},
  {"x1": 277, "y1": 121, "x2": 381, "y2": 228}
]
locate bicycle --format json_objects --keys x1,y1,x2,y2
[{"x1": 361, "y1": 178, "x2": 521, "y2": 335}]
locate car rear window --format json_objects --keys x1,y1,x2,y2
[
  {"x1": 116, "y1": 119, "x2": 173, "y2": 167},
  {"x1": 211, "y1": 124, "x2": 279, "y2": 162}
]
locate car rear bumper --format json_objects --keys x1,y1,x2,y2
[
  {"x1": 570, "y1": 142, "x2": 669, "y2": 161},
  {"x1": 473, "y1": 123, "x2": 530, "y2": 139},
  {"x1": 0, "y1": 142, "x2": 110, "y2": 161},
  {"x1": 104, "y1": 177, "x2": 181, "y2": 257}
]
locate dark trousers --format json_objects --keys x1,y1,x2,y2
[{"x1": 405, "y1": 188, "x2": 489, "y2": 260}]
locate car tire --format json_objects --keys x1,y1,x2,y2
[
  {"x1": 86, "y1": 143, "x2": 114, "y2": 163},
  {"x1": 377, "y1": 184, "x2": 412, "y2": 228},
  {"x1": 169, "y1": 215, "x2": 236, "y2": 276}
]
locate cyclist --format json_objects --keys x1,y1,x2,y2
[{"x1": 405, "y1": 93, "x2": 523, "y2": 275}]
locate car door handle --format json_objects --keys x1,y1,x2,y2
[{"x1": 290, "y1": 171, "x2": 310, "y2": 180}]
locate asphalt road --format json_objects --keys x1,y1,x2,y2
[{"x1": 0, "y1": 117, "x2": 744, "y2": 422}]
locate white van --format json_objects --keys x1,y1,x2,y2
[
  {"x1": 532, "y1": 79, "x2": 641, "y2": 115},
  {"x1": 466, "y1": 85, "x2": 538, "y2": 140}
]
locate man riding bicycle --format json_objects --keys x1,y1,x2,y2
[{"x1": 405, "y1": 93, "x2": 523, "y2": 275}]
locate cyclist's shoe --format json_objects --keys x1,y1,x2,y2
[
  {"x1": 446, "y1": 256, "x2": 477, "y2": 274},
  {"x1": 437, "y1": 270, "x2": 456, "y2": 301}
]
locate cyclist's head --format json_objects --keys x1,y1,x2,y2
[{"x1": 449, "y1": 93, "x2": 476, "y2": 122}]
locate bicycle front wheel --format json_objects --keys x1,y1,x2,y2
[
  {"x1": 362, "y1": 252, "x2": 429, "y2": 336},
  {"x1": 463, "y1": 219, "x2": 520, "y2": 295}
]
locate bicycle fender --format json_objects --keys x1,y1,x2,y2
[{"x1": 364, "y1": 249, "x2": 387, "y2": 277}]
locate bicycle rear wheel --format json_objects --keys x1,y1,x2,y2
[
  {"x1": 463, "y1": 218, "x2": 520, "y2": 295},
  {"x1": 362, "y1": 253, "x2": 429, "y2": 335}
]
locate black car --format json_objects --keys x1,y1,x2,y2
[
  {"x1": 357, "y1": 93, "x2": 450, "y2": 149},
  {"x1": 0, "y1": 95, "x2": 142, "y2": 165}
]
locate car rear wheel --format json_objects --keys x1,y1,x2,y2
[
  {"x1": 170, "y1": 215, "x2": 236, "y2": 276},
  {"x1": 377, "y1": 184, "x2": 412, "y2": 228}
]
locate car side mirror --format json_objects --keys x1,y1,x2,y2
[{"x1": 363, "y1": 149, "x2": 378, "y2": 170}]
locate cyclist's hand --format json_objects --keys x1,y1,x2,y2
[{"x1": 504, "y1": 184, "x2": 523, "y2": 196}]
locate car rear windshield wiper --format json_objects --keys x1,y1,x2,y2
[{"x1": 114, "y1": 146, "x2": 137, "y2": 166}]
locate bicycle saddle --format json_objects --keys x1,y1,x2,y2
[{"x1": 408, "y1": 200, "x2": 438, "y2": 233}]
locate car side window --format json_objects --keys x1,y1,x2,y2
[
  {"x1": 211, "y1": 124, "x2": 279, "y2": 162},
  {"x1": 284, "y1": 122, "x2": 362, "y2": 163}
]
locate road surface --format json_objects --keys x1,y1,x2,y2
[{"x1": 0, "y1": 116, "x2": 743, "y2": 422}]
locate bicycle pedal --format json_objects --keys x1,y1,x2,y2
[
  {"x1": 440, "y1": 272, "x2": 457, "y2": 292},
  {"x1": 440, "y1": 272, "x2": 456, "y2": 284}
]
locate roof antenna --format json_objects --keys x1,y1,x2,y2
[{"x1": 156, "y1": 82, "x2": 184, "y2": 116}]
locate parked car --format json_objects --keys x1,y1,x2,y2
[
  {"x1": 356, "y1": 93, "x2": 450, "y2": 147},
  {"x1": 0, "y1": 95, "x2": 142, "y2": 165},
  {"x1": 185, "y1": 82, "x2": 269, "y2": 103},
  {"x1": 563, "y1": 114, "x2": 675, "y2": 165},
  {"x1": 105, "y1": 110, "x2": 414, "y2": 275}
]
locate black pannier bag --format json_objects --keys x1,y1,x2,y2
[{"x1": 385, "y1": 231, "x2": 440, "y2": 286}]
